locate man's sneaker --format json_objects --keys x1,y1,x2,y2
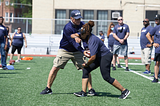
[
  {"x1": 143, "y1": 70, "x2": 151, "y2": 74},
  {"x1": 119, "y1": 89, "x2": 130, "y2": 99},
  {"x1": 3, "y1": 67, "x2": 8, "y2": 70},
  {"x1": 112, "y1": 67, "x2": 116, "y2": 70},
  {"x1": 88, "y1": 88, "x2": 97, "y2": 96},
  {"x1": 152, "y1": 77, "x2": 159, "y2": 83},
  {"x1": 126, "y1": 67, "x2": 129, "y2": 71},
  {"x1": 117, "y1": 64, "x2": 121, "y2": 68},
  {"x1": 40, "y1": 87, "x2": 52, "y2": 94},
  {"x1": 74, "y1": 90, "x2": 87, "y2": 97}
]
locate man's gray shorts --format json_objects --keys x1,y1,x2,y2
[{"x1": 113, "y1": 45, "x2": 128, "y2": 56}]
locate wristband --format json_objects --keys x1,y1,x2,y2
[{"x1": 151, "y1": 42, "x2": 154, "y2": 45}]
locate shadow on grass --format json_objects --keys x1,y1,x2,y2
[
  {"x1": 96, "y1": 92, "x2": 119, "y2": 98},
  {"x1": 51, "y1": 92, "x2": 130, "y2": 99},
  {"x1": 0, "y1": 72, "x2": 21, "y2": 74},
  {"x1": 0, "y1": 76, "x2": 8, "y2": 78},
  {"x1": 129, "y1": 68, "x2": 142, "y2": 71}
]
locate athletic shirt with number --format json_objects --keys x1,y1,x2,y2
[{"x1": 12, "y1": 32, "x2": 24, "y2": 47}]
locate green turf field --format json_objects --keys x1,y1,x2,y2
[{"x1": 0, "y1": 57, "x2": 160, "y2": 106}]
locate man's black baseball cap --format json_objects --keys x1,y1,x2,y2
[{"x1": 155, "y1": 14, "x2": 160, "y2": 20}]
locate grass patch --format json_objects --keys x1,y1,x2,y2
[{"x1": 0, "y1": 57, "x2": 160, "y2": 106}]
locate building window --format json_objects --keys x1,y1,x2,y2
[
  {"x1": 10, "y1": 13, "x2": 13, "y2": 22},
  {"x1": 5, "y1": 1, "x2": 9, "y2": 6},
  {"x1": 146, "y1": 10, "x2": 158, "y2": 27},
  {"x1": 5, "y1": 12, "x2": 9, "y2": 22},
  {"x1": 97, "y1": 10, "x2": 108, "y2": 35},
  {"x1": 83, "y1": 10, "x2": 94, "y2": 20},
  {"x1": 55, "y1": 10, "x2": 66, "y2": 34}
]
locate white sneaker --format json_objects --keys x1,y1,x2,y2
[{"x1": 16, "y1": 60, "x2": 20, "y2": 63}]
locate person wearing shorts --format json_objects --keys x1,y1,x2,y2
[
  {"x1": 5, "y1": 27, "x2": 11, "y2": 61},
  {"x1": 146, "y1": 15, "x2": 160, "y2": 82},
  {"x1": 113, "y1": 16, "x2": 130, "y2": 71},
  {"x1": 72, "y1": 21, "x2": 130, "y2": 99},
  {"x1": 40, "y1": 10, "x2": 97, "y2": 95},
  {"x1": 10, "y1": 27, "x2": 27, "y2": 63},
  {"x1": 140, "y1": 18, "x2": 153, "y2": 74}
]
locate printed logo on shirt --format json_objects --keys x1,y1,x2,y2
[
  {"x1": 141, "y1": 29, "x2": 146, "y2": 32},
  {"x1": 118, "y1": 27, "x2": 122, "y2": 30},
  {"x1": 159, "y1": 31, "x2": 160, "y2": 33},
  {"x1": 123, "y1": 27, "x2": 125, "y2": 29},
  {"x1": 15, "y1": 34, "x2": 21, "y2": 36},
  {"x1": 0, "y1": 27, "x2": 4, "y2": 30}
]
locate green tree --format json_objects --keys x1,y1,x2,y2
[{"x1": 10, "y1": 0, "x2": 32, "y2": 17}]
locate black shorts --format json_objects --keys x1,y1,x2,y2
[
  {"x1": 11, "y1": 45, "x2": 22, "y2": 54},
  {"x1": 154, "y1": 53, "x2": 160, "y2": 61}
]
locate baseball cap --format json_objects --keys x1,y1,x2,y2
[
  {"x1": 155, "y1": 14, "x2": 160, "y2": 20},
  {"x1": 71, "y1": 10, "x2": 83, "y2": 19}
]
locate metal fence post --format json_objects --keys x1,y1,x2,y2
[{"x1": 26, "y1": 19, "x2": 28, "y2": 33}]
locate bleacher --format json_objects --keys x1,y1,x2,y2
[{"x1": 16, "y1": 34, "x2": 155, "y2": 58}]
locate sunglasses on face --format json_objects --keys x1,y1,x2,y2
[
  {"x1": 118, "y1": 19, "x2": 123, "y2": 21},
  {"x1": 143, "y1": 21, "x2": 148, "y2": 22}
]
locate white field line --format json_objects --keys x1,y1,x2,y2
[{"x1": 120, "y1": 65, "x2": 160, "y2": 83}]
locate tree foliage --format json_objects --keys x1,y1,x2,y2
[{"x1": 10, "y1": 0, "x2": 32, "y2": 17}]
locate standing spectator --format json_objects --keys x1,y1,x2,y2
[
  {"x1": 72, "y1": 21, "x2": 130, "y2": 99},
  {"x1": 140, "y1": 19, "x2": 153, "y2": 74},
  {"x1": 113, "y1": 17, "x2": 130, "y2": 71},
  {"x1": 5, "y1": 27, "x2": 11, "y2": 61},
  {"x1": 0, "y1": 27, "x2": 11, "y2": 61},
  {"x1": 107, "y1": 22, "x2": 121, "y2": 68},
  {"x1": 40, "y1": 10, "x2": 96, "y2": 95},
  {"x1": 99, "y1": 31, "x2": 105, "y2": 42},
  {"x1": 10, "y1": 27, "x2": 27, "y2": 62},
  {"x1": 146, "y1": 15, "x2": 160, "y2": 82},
  {"x1": 0, "y1": 17, "x2": 8, "y2": 70}
]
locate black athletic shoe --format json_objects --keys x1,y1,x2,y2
[
  {"x1": 126, "y1": 67, "x2": 129, "y2": 71},
  {"x1": 119, "y1": 89, "x2": 130, "y2": 99},
  {"x1": 152, "y1": 77, "x2": 159, "y2": 83},
  {"x1": 74, "y1": 90, "x2": 87, "y2": 97},
  {"x1": 40, "y1": 87, "x2": 52, "y2": 94},
  {"x1": 112, "y1": 67, "x2": 116, "y2": 70},
  {"x1": 3, "y1": 67, "x2": 8, "y2": 70},
  {"x1": 88, "y1": 88, "x2": 97, "y2": 96},
  {"x1": 117, "y1": 64, "x2": 121, "y2": 68}
]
